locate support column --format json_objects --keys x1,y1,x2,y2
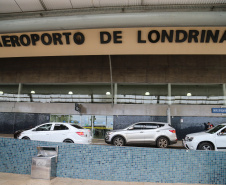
[
  {"x1": 109, "y1": 55, "x2": 114, "y2": 107},
  {"x1": 114, "y1": 83, "x2": 117, "y2": 104},
  {"x1": 223, "y1": 84, "x2": 226, "y2": 105},
  {"x1": 91, "y1": 116, "x2": 94, "y2": 138},
  {"x1": 17, "y1": 83, "x2": 22, "y2": 102},
  {"x1": 167, "y1": 107, "x2": 171, "y2": 125},
  {"x1": 167, "y1": 83, "x2": 171, "y2": 125},
  {"x1": 168, "y1": 83, "x2": 171, "y2": 105}
]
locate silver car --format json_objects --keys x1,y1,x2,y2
[{"x1": 105, "y1": 122, "x2": 177, "y2": 148}]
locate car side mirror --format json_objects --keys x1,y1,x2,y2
[
  {"x1": 217, "y1": 132, "x2": 223, "y2": 136},
  {"x1": 127, "y1": 127, "x2": 133, "y2": 130}
]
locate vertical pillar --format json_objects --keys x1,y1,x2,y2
[
  {"x1": 114, "y1": 83, "x2": 117, "y2": 104},
  {"x1": 168, "y1": 83, "x2": 171, "y2": 105},
  {"x1": 91, "y1": 116, "x2": 94, "y2": 138},
  {"x1": 109, "y1": 55, "x2": 114, "y2": 107},
  {"x1": 17, "y1": 83, "x2": 22, "y2": 102},
  {"x1": 167, "y1": 107, "x2": 171, "y2": 125},
  {"x1": 223, "y1": 84, "x2": 226, "y2": 105},
  {"x1": 167, "y1": 83, "x2": 171, "y2": 125}
]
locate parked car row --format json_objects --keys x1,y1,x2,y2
[{"x1": 14, "y1": 122, "x2": 226, "y2": 151}]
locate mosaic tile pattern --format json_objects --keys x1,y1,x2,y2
[{"x1": 0, "y1": 138, "x2": 225, "y2": 184}]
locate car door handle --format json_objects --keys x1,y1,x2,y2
[{"x1": 140, "y1": 131, "x2": 144, "y2": 133}]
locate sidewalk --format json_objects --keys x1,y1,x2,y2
[{"x1": 0, "y1": 172, "x2": 213, "y2": 185}]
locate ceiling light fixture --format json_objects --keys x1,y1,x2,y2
[
  {"x1": 187, "y1": 93, "x2": 192, "y2": 96},
  {"x1": 106, "y1": 92, "x2": 111, "y2": 95},
  {"x1": 31, "y1": 90, "x2": 35, "y2": 94},
  {"x1": 68, "y1": 91, "x2": 73, "y2": 95},
  {"x1": 145, "y1": 92, "x2": 150, "y2": 96}
]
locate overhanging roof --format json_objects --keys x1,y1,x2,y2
[{"x1": 0, "y1": 1, "x2": 226, "y2": 33}]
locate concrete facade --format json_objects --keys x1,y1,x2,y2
[
  {"x1": 0, "y1": 55, "x2": 226, "y2": 84},
  {"x1": 0, "y1": 102, "x2": 225, "y2": 117}
]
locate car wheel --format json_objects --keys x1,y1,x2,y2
[
  {"x1": 156, "y1": 137, "x2": 169, "y2": 148},
  {"x1": 197, "y1": 142, "x2": 214, "y2": 150},
  {"x1": 113, "y1": 136, "x2": 125, "y2": 146},
  {"x1": 63, "y1": 139, "x2": 74, "y2": 143},
  {"x1": 22, "y1": 136, "x2": 30, "y2": 140}
]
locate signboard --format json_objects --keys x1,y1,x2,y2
[
  {"x1": 0, "y1": 27, "x2": 226, "y2": 57},
  {"x1": 212, "y1": 108, "x2": 226, "y2": 113}
]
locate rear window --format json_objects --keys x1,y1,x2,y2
[{"x1": 71, "y1": 124, "x2": 84, "y2": 129}]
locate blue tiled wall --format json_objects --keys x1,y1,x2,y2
[{"x1": 0, "y1": 138, "x2": 225, "y2": 184}]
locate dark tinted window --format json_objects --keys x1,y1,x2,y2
[
  {"x1": 71, "y1": 124, "x2": 84, "y2": 129},
  {"x1": 54, "y1": 124, "x2": 69, "y2": 130},
  {"x1": 36, "y1": 124, "x2": 52, "y2": 131},
  {"x1": 133, "y1": 123, "x2": 145, "y2": 130},
  {"x1": 144, "y1": 123, "x2": 164, "y2": 129},
  {"x1": 207, "y1": 125, "x2": 225, "y2": 134}
]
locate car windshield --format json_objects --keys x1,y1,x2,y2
[
  {"x1": 71, "y1": 124, "x2": 84, "y2": 129},
  {"x1": 206, "y1": 125, "x2": 225, "y2": 134}
]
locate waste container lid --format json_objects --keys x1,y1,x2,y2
[{"x1": 36, "y1": 146, "x2": 58, "y2": 162}]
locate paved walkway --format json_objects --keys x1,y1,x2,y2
[{"x1": 0, "y1": 172, "x2": 213, "y2": 185}]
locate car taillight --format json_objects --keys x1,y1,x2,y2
[
  {"x1": 169, "y1": 130, "x2": 176, "y2": 133},
  {"x1": 76, "y1": 132, "x2": 84, "y2": 136}
]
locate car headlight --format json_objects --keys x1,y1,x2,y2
[
  {"x1": 106, "y1": 132, "x2": 113, "y2": 136},
  {"x1": 185, "y1": 136, "x2": 194, "y2": 141}
]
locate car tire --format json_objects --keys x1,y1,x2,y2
[
  {"x1": 156, "y1": 137, "x2": 169, "y2": 148},
  {"x1": 63, "y1": 139, "x2": 74, "y2": 143},
  {"x1": 113, "y1": 136, "x2": 125, "y2": 146},
  {"x1": 197, "y1": 142, "x2": 214, "y2": 150},
  {"x1": 22, "y1": 136, "x2": 30, "y2": 140}
]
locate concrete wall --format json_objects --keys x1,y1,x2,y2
[
  {"x1": 0, "y1": 138, "x2": 225, "y2": 184},
  {"x1": 0, "y1": 112, "x2": 50, "y2": 134},
  {"x1": 0, "y1": 102, "x2": 225, "y2": 117},
  {"x1": 0, "y1": 55, "x2": 226, "y2": 83}
]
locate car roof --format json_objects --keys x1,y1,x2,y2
[
  {"x1": 135, "y1": 122, "x2": 168, "y2": 124},
  {"x1": 220, "y1": 123, "x2": 226, "y2": 126}
]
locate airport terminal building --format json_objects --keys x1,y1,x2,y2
[{"x1": 1, "y1": 0, "x2": 226, "y2": 139}]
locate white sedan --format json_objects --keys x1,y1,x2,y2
[
  {"x1": 183, "y1": 123, "x2": 226, "y2": 151},
  {"x1": 18, "y1": 122, "x2": 92, "y2": 144}
]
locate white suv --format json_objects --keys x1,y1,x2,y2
[
  {"x1": 105, "y1": 122, "x2": 177, "y2": 148},
  {"x1": 183, "y1": 123, "x2": 226, "y2": 151}
]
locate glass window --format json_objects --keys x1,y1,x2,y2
[
  {"x1": 144, "y1": 123, "x2": 159, "y2": 129},
  {"x1": 133, "y1": 123, "x2": 145, "y2": 130},
  {"x1": 71, "y1": 124, "x2": 84, "y2": 129},
  {"x1": 50, "y1": 115, "x2": 69, "y2": 123},
  {"x1": 35, "y1": 124, "x2": 52, "y2": 131},
  {"x1": 69, "y1": 115, "x2": 80, "y2": 125},
  {"x1": 54, "y1": 124, "x2": 69, "y2": 130},
  {"x1": 207, "y1": 125, "x2": 225, "y2": 134},
  {"x1": 107, "y1": 116, "x2": 113, "y2": 130},
  {"x1": 81, "y1": 115, "x2": 92, "y2": 127}
]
